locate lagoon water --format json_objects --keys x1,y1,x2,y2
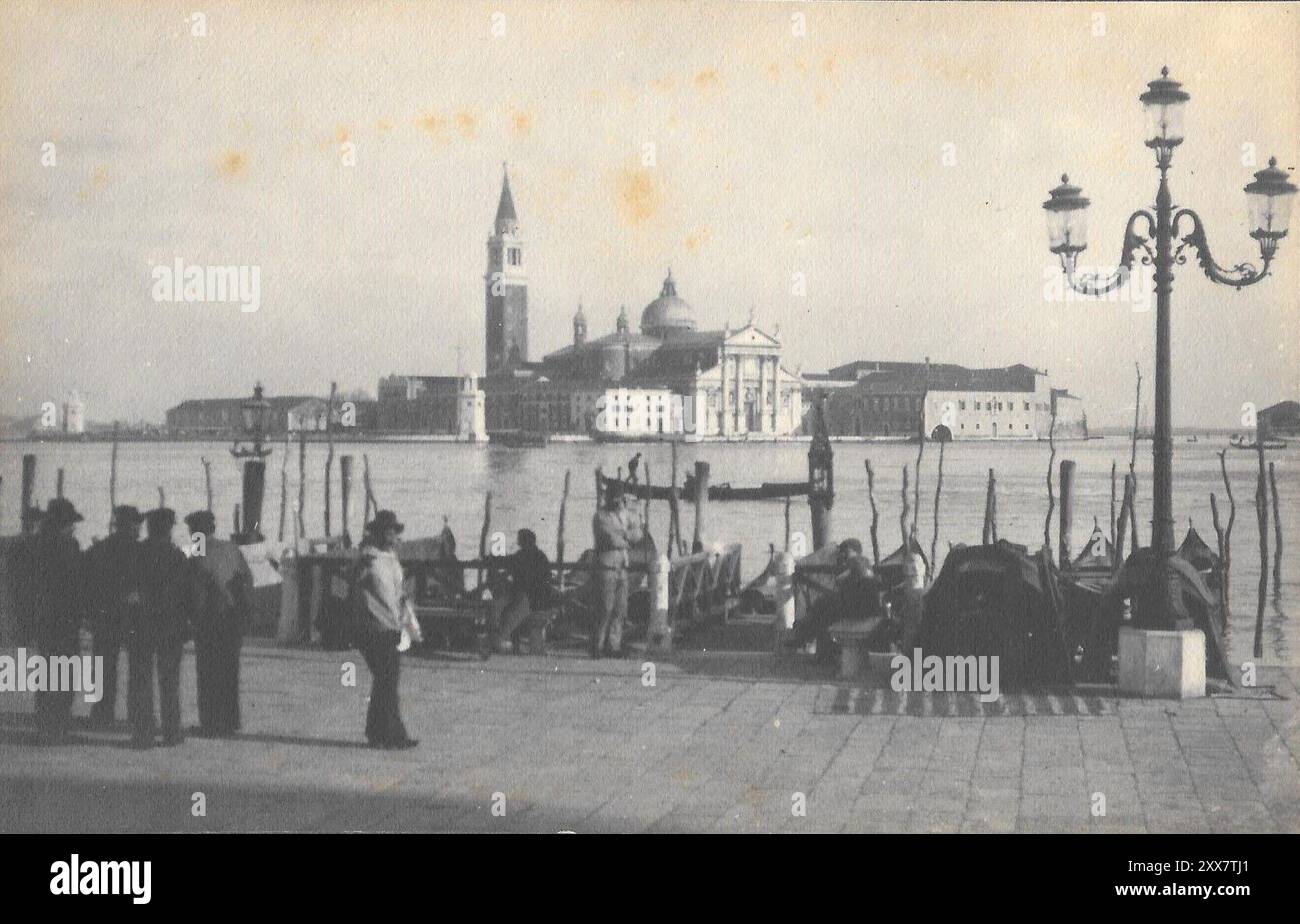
[{"x1": 2, "y1": 437, "x2": 1296, "y2": 666}]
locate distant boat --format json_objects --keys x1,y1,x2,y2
[{"x1": 1230, "y1": 434, "x2": 1288, "y2": 450}]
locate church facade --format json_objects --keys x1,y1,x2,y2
[{"x1": 481, "y1": 170, "x2": 803, "y2": 439}]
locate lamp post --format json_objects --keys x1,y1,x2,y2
[
  {"x1": 1045, "y1": 68, "x2": 1295, "y2": 598},
  {"x1": 231, "y1": 382, "x2": 273, "y2": 542},
  {"x1": 807, "y1": 395, "x2": 834, "y2": 550}
]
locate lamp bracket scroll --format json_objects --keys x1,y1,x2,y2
[
  {"x1": 1063, "y1": 209, "x2": 1155, "y2": 296},
  {"x1": 1173, "y1": 208, "x2": 1271, "y2": 289}
]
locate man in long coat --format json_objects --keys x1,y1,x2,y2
[
  {"x1": 13, "y1": 498, "x2": 87, "y2": 744},
  {"x1": 185, "y1": 510, "x2": 252, "y2": 736},
  {"x1": 129, "y1": 508, "x2": 192, "y2": 748}
]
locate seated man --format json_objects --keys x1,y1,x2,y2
[
  {"x1": 489, "y1": 529, "x2": 554, "y2": 653},
  {"x1": 786, "y1": 539, "x2": 887, "y2": 663}
]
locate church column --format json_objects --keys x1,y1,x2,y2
[
  {"x1": 764, "y1": 358, "x2": 774, "y2": 436},
  {"x1": 734, "y1": 355, "x2": 744, "y2": 434},
  {"x1": 757, "y1": 355, "x2": 767, "y2": 433},
  {"x1": 719, "y1": 347, "x2": 728, "y2": 436}
]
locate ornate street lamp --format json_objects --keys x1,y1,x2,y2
[
  {"x1": 231, "y1": 383, "x2": 273, "y2": 460},
  {"x1": 807, "y1": 396, "x2": 834, "y2": 550},
  {"x1": 1045, "y1": 67, "x2": 1295, "y2": 620},
  {"x1": 231, "y1": 382, "x2": 273, "y2": 542}
]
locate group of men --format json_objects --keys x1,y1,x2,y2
[
  {"x1": 479, "y1": 486, "x2": 644, "y2": 659},
  {"x1": 11, "y1": 498, "x2": 253, "y2": 748}
]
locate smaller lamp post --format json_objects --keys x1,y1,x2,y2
[
  {"x1": 231, "y1": 383, "x2": 273, "y2": 542},
  {"x1": 807, "y1": 396, "x2": 834, "y2": 550}
]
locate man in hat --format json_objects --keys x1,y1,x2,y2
[
  {"x1": 590, "y1": 488, "x2": 643, "y2": 658},
  {"x1": 12, "y1": 498, "x2": 87, "y2": 744},
  {"x1": 85, "y1": 505, "x2": 145, "y2": 727},
  {"x1": 352, "y1": 510, "x2": 418, "y2": 749},
  {"x1": 185, "y1": 509, "x2": 253, "y2": 736},
  {"x1": 128, "y1": 508, "x2": 192, "y2": 748}
]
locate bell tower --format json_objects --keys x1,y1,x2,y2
[{"x1": 484, "y1": 163, "x2": 528, "y2": 375}]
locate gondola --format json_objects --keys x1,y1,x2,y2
[
  {"x1": 1229, "y1": 434, "x2": 1287, "y2": 450},
  {"x1": 600, "y1": 473, "x2": 810, "y2": 502}
]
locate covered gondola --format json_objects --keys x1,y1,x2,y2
[
  {"x1": 1070, "y1": 520, "x2": 1115, "y2": 574},
  {"x1": 916, "y1": 540, "x2": 1073, "y2": 688}
]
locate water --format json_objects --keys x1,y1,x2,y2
[{"x1": 2, "y1": 437, "x2": 1295, "y2": 665}]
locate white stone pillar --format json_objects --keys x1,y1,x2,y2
[
  {"x1": 773, "y1": 551, "x2": 797, "y2": 649},
  {"x1": 647, "y1": 553, "x2": 672, "y2": 652}
]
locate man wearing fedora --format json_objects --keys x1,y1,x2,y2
[
  {"x1": 590, "y1": 488, "x2": 643, "y2": 658},
  {"x1": 12, "y1": 498, "x2": 87, "y2": 744},
  {"x1": 185, "y1": 509, "x2": 252, "y2": 736},
  {"x1": 86, "y1": 505, "x2": 144, "y2": 728},
  {"x1": 129, "y1": 508, "x2": 192, "y2": 748},
  {"x1": 351, "y1": 509, "x2": 418, "y2": 749}
]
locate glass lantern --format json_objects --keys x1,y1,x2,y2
[
  {"x1": 1139, "y1": 67, "x2": 1190, "y2": 156},
  {"x1": 1043, "y1": 175, "x2": 1089, "y2": 255}
]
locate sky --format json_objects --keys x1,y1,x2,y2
[{"x1": 1, "y1": 0, "x2": 1297, "y2": 427}]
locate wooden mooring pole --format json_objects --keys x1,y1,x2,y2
[
  {"x1": 808, "y1": 398, "x2": 833, "y2": 551},
  {"x1": 1058, "y1": 459, "x2": 1076, "y2": 570},
  {"x1": 20, "y1": 454, "x2": 36, "y2": 534},
  {"x1": 930, "y1": 440, "x2": 946, "y2": 580},
  {"x1": 202, "y1": 457, "x2": 214, "y2": 512},
  {"x1": 1253, "y1": 438, "x2": 1268, "y2": 658},
  {"x1": 1269, "y1": 461, "x2": 1282, "y2": 597},
  {"x1": 692, "y1": 461, "x2": 710, "y2": 550},
  {"x1": 1115, "y1": 473, "x2": 1135, "y2": 574},
  {"x1": 340, "y1": 455, "x2": 354, "y2": 547},
  {"x1": 1109, "y1": 461, "x2": 1117, "y2": 548},
  {"x1": 982, "y1": 468, "x2": 997, "y2": 545},
  {"x1": 899, "y1": 464, "x2": 910, "y2": 547},
  {"x1": 667, "y1": 442, "x2": 683, "y2": 555},
  {"x1": 56, "y1": 468, "x2": 64, "y2": 500},
  {"x1": 477, "y1": 490, "x2": 493, "y2": 591},
  {"x1": 1218, "y1": 450, "x2": 1236, "y2": 603},
  {"x1": 556, "y1": 469, "x2": 570, "y2": 590},
  {"x1": 865, "y1": 459, "x2": 880, "y2": 566}
]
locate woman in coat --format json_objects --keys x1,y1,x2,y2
[{"x1": 352, "y1": 510, "x2": 419, "y2": 750}]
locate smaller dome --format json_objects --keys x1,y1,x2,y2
[{"x1": 640, "y1": 269, "x2": 697, "y2": 336}]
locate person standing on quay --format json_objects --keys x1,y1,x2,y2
[
  {"x1": 351, "y1": 510, "x2": 418, "y2": 750},
  {"x1": 13, "y1": 498, "x2": 87, "y2": 745},
  {"x1": 129, "y1": 508, "x2": 192, "y2": 749},
  {"x1": 590, "y1": 489, "x2": 642, "y2": 658},
  {"x1": 185, "y1": 510, "x2": 252, "y2": 737},
  {"x1": 86, "y1": 505, "x2": 144, "y2": 728}
]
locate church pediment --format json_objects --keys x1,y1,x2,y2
[{"x1": 724, "y1": 325, "x2": 781, "y2": 348}]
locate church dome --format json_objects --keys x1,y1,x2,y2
[{"x1": 640, "y1": 269, "x2": 697, "y2": 337}]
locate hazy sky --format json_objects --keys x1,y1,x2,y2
[{"x1": 2, "y1": 0, "x2": 1297, "y2": 426}]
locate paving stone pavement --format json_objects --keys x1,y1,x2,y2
[{"x1": 1, "y1": 644, "x2": 1297, "y2": 833}]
